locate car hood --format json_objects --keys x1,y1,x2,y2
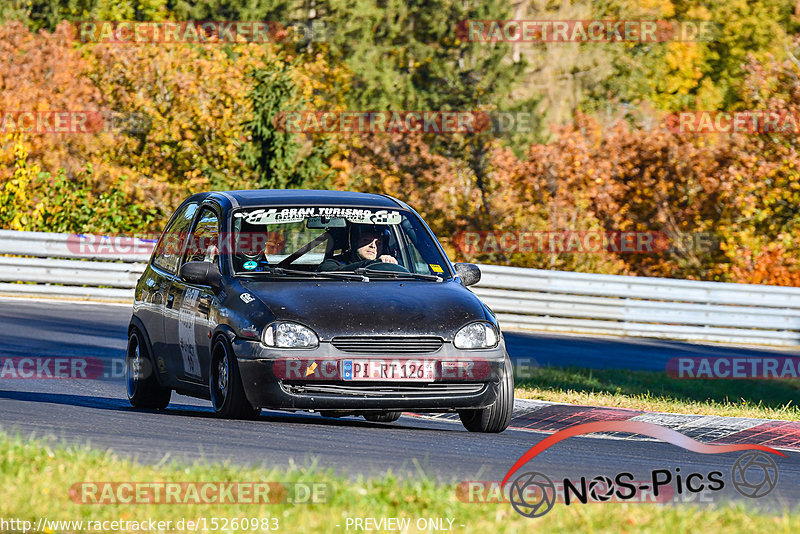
[{"x1": 239, "y1": 279, "x2": 488, "y2": 340}]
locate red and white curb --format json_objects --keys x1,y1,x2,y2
[{"x1": 412, "y1": 399, "x2": 800, "y2": 452}]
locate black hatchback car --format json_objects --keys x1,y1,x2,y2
[{"x1": 126, "y1": 190, "x2": 514, "y2": 432}]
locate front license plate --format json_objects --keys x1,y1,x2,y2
[{"x1": 341, "y1": 359, "x2": 436, "y2": 381}]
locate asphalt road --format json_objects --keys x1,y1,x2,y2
[{"x1": 0, "y1": 297, "x2": 797, "y2": 511}]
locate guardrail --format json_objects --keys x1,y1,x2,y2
[
  {"x1": 2, "y1": 230, "x2": 800, "y2": 346},
  {"x1": 472, "y1": 265, "x2": 800, "y2": 346},
  {"x1": 0, "y1": 230, "x2": 150, "y2": 301}
]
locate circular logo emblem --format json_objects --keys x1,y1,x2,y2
[
  {"x1": 508, "y1": 472, "x2": 556, "y2": 518},
  {"x1": 732, "y1": 451, "x2": 778, "y2": 499},
  {"x1": 243, "y1": 261, "x2": 258, "y2": 270},
  {"x1": 587, "y1": 475, "x2": 615, "y2": 502}
]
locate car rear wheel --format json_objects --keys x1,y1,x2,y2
[
  {"x1": 210, "y1": 336, "x2": 260, "y2": 420},
  {"x1": 363, "y1": 411, "x2": 402, "y2": 423},
  {"x1": 458, "y1": 356, "x2": 514, "y2": 433},
  {"x1": 126, "y1": 328, "x2": 171, "y2": 410}
]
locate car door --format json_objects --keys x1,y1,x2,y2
[
  {"x1": 164, "y1": 205, "x2": 220, "y2": 386},
  {"x1": 150, "y1": 201, "x2": 199, "y2": 383}
]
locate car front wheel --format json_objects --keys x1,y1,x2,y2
[
  {"x1": 209, "y1": 336, "x2": 260, "y2": 420},
  {"x1": 458, "y1": 356, "x2": 514, "y2": 433},
  {"x1": 126, "y1": 328, "x2": 171, "y2": 410}
]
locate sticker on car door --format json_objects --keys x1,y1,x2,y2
[{"x1": 178, "y1": 287, "x2": 202, "y2": 379}]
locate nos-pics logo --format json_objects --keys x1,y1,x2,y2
[{"x1": 502, "y1": 421, "x2": 782, "y2": 518}]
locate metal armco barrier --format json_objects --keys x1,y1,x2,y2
[
  {"x1": 1, "y1": 230, "x2": 799, "y2": 346},
  {"x1": 473, "y1": 265, "x2": 800, "y2": 346},
  {"x1": 0, "y1": 229, "x2": 150, "y2": 301}
]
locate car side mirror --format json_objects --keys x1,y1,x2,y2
[
  {"x1": 454, "y1": 263, "x2": 481, "y2": 287},
  {"x1": 179, "y1": 261, "x2": 223, "y2": 291}
]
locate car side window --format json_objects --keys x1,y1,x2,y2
[
  {"x1": 400, "y1": 218, "x2": 442, "y2": 275},
  {"x1": 406, "y1": 241, "x2": 432, "y2": 274},
  {"x1": 152, "y1": 202, "x2": 199, "y2": 274},
  {"x1": 185, "y1": 207, "x2": 220, "y2": 266}
]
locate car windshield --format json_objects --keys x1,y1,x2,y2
[{"x1": 229, "y1": 206, "x2": 451, "y2": 279}]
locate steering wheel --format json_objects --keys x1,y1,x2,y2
[{"x1": 236, "y1": 247, "x2": 266, "y2": 266}]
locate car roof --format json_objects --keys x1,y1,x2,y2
[{"x1": 206, "y1": 189, "x2": 405, "y2": 209}]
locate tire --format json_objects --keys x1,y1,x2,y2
[
  {"x1": 126, "y1": 328, "x2": 171, "y2": 410},
  {"x1": 363, "y1": 411, "x2": 402, "y2": 423},
  {"x1": 209, "y1": 336, "x2": 260, "y2": 420},
  {"x1": 459, "y1": 355, "x2": 514, "y2": 433}
]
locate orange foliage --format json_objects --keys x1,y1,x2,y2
[{"x1": 0, "y1": 21, "x2": 103, "y2": 180}]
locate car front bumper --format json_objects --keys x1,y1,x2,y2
[{"x1": 233, "y1": 339, "x2": 507, "y2": 412}]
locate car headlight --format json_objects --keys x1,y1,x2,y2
[
  {"x1": 453, "y1": 322, "x2": 498, "y2": 349},
  {"x1": 262, "y1": 322, "x2": 319, "y2": 348}
]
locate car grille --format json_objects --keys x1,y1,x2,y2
[
  {"x1": 331, "y1": 336, "x2": 444, "y2": 353},
  {"x1": 283, "y1": 383, "x2": 485, "y2": 397}
]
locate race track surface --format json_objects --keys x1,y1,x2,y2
[{"x1": 0, "y1": 297, "x2": 797, "y2": 510}]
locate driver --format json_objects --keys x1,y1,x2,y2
[{"x1": 318, "y1": 225, "x2": 398, "y2": 271}]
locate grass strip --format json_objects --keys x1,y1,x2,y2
[{"x1": 0, "y1": 432, "x2": 798, "y2": 533}]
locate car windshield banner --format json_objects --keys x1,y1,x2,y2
[{"x1": 234, "y1": 207, "x2": 403, "y2": 225}]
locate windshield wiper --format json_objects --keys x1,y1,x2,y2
[
  {"x1": 353, "y1": 267, "x2": 443, "y2": 282},
  {"x1": 271, "y1": 267, "x2": 368, "y2": 281}
]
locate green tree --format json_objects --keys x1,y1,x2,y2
[{"x1": 241, "y1": 58, "x2": 335, "y2": 189}]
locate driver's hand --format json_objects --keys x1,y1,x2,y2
[{"x1": 379, "y1": 255, "x2": 398, "y2": 264}]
